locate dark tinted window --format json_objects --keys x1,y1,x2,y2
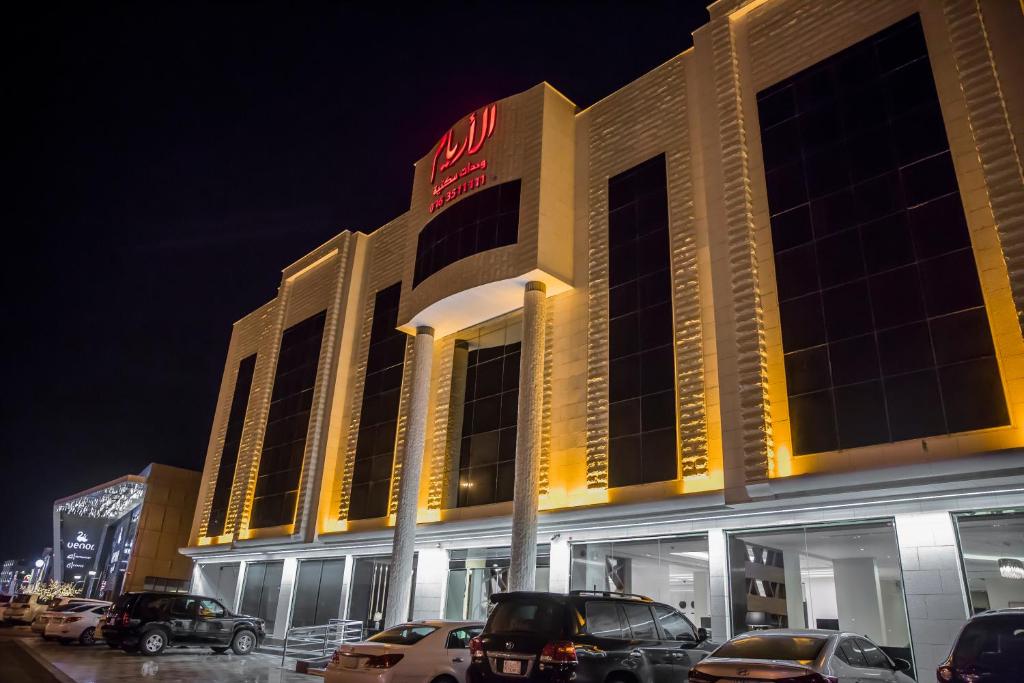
[
  {"x1": 621, "y1": 603, "x2": 659, "y2": 640},
  {"x1": 652, "y1": 604, "x2": 697, "y2": 641},
  {"x1": 349, "y1": 284, "x2": 406, "y2": 520},
  {"x1": 607, "y1": 154, "x2": 677, "y2": 487},
  {"x1": 455, "y1": 340, "x2": 520, "y2": 507},
  {"x1": 206, "y1": 354, "x2": 256, "y2": 536},
  {"x1": 368, "y1": 625, "x2": 437, "y2": 645},
  {"x1": 758, "y1": 14, "x2": 1007, "y2": 455},
  {"x1": 855, "y1": 637, "x2": 890, "y2": 668},
  {"x1": 715, "y1": 634, "x2": 828, "y2": 662},
  {"x1": 837, "y1": 638, "x2": 867, "y2": 666},
  {"x1": 584, "y1": 601, "x2": 628, "y2": 640},
  {"x1": 414, "y1": 180, "x2": 521, "y2": 287},
  {"x1": 446, "y1": 626, "x2": 482, "y2": 649},
  {"x1": 250, "y1": 311, "x2": 327, "y2": 528},
  {"x1": 487, "y1": 599, "x2": 566, "y2": 637},
  {"x1": 136, "y1": 596, "x2": 173, "y2": 620},
  {"x1": 952, "y1": 615, "x2": 1024, "y2": 673}
]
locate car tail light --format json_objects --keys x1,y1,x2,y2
[
  {"x1": 469, "y1": 636, "x2": 485, "y2": 660},
  {"x1": 539, "y1": 640, "x2": 577, "y2": 665},
  {"x1": 937, "y1": 665, "x2": 955, "y2": 682},
  {"x1": 65, "y1": 617, "x2": 82, "y2": 623},
  {"x1": 775, "y1": 675, "x2": 836, "y2": 683},
  {"x1": 120, "y1": 612, "x2": 130, "y2": 626},
  {"x1": 364, "y1": 654, "x2": 403, "y2": 669},
  {"x1": 329, "y1": 650, "x2": 341, "y2": 665}
]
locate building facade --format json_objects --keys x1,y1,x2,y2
[
  {"x1": 55, "y1": 464, "x2": 200, "y2": 601},
  {"x1": 182, "y1": 0, "x2": 1024, "y2": 676}
]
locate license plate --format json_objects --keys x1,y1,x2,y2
[{"x1": 501, "y1": 659, "x2": 523, "y2": 674}]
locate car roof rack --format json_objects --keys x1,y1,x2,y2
[{"x1": 569, "y1": 590, "x2": 653, "y2": 602}]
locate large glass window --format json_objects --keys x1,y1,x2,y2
[
  {"x1": 727, "y1": 521, "x2": 911, "y2": 666},
  {"x1": 250, "y1": 311, "x2": 327, "y2": 529},
  {"x1": 444, "y1": 545, "x2": 549, "y2": 621},
  {"x1": 349, "y1": 284, "x2": 406, "y2": 520},
  {"x1": 290, "y1": 558, "x2": 346, "y2": 628},
  {"x1": 239, "y1": 560, "x2": 283, "y2": 633},
  {"x1": 570, "y1": 535, "x2": 710, "y2": 636},
  {"x1": 607, "y1": 154, "x2": 677, "y2": 487},
  {"x1": 413, "y1": 180, "x2": 521, "y2": 287},
  {"x1": 954, "y1": 510, "x2": 1024, "y2": 613},
  {"x1": 207, "y1": 354, "x2": 256, "y2": 537},
  {"x1": 445, "y1": 316, "x2": 521, "y2": 508},
  {"x1": 758, "y1": 14, "x2": 1008, "y2": 455}
]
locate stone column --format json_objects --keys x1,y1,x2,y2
[
  {"x1": 444, "y1": 341, "x2": 470, "y2": 506},
  {"x1": 384, "y1": 326, "x2": 435, "y2": 627},
  {"x1": 509, "y1": 282, "x2": 546, "y2": 592}
]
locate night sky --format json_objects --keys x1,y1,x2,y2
[{"x1": 2, "y1": 1, "x2": 708, "y2": 561}]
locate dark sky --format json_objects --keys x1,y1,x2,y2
[{"x1": 2, "y1": 1, "x2": 708, "y2": 561}]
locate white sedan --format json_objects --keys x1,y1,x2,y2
[
  {"x1": 45, "y1": 603, "x2": 111, "y2": 645},
  {"x1": 325, "y1": 620, "x2": 482, "y2": 683}
]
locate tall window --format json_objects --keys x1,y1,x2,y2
[
  {"x1": 607, "y1": 154, "x2": 677, "y2": 487},
  {"x1": 413, "y1": 180, "x2": 521, "y2": 287},
  {"x1": 759, "y1": 14, "x2": 1008, "y2": 455},
  {"x1": 447, "y1": 317, "x2": 521, "y2": 507},
  {"x1": 349, "y1": 284, "x2": 406, "y2": 520},
  {"x1": 206, "y1": 354, "x2": 256, "y2": 537},
  {"x1": 249, "y1": 311, "x2": 326, "y2": 529}
]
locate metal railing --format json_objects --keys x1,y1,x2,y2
[{"x1": 280, "y1": 618, "x2": 363, "y2": 665}]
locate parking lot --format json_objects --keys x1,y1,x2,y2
[{"x1": 1, "y1": 626, "x2": 313, "y2": 683}]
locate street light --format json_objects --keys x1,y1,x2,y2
[
  {"x1": 73, "y1": 575, "x2": 82, "y2": 580},
  {"x1": 34, "y1": 559, "x2": 44, "y2": 568},
  {"x1": 87, "y1": 570, "x2": 96, "y2": 576}
]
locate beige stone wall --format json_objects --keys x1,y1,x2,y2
[{"x1": 188, "y1": 0, "x2": 1024, "y2": 550}]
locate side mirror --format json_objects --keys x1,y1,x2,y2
[
  {"x1": 893, "y1": 658, "x2": 912, "y2": 673},
  {"x1": 697, "y1": 627, "x2": 708, "y2": 643}
]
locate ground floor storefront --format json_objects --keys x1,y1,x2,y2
[{"x1": 185, "y1": 452, "x2": 1024, "y2": 680}]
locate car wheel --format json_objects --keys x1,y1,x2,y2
[
  {"x1": 211, "y1": 646, "x2": 229, "y2": 654},
  {"x1": 107, "y1": 642, "x2": 120, "y2": 649},
  {"x1": 230, "y1": 629, "x2": 255, "y2": 655},
  {"x1": 139, "y1": 630, "x2": 167, "y2": 656},
  {"x1": 431, "y1": 677, "x2": 458, "y2": 683},
  {"x1": 79, "y1": 627, "x2": 96, "y2": 646}
]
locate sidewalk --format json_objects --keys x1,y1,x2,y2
[{"x1": 14, "y1": 632, "x2": 315, "y2": 683}]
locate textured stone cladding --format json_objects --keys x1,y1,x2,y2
[
  {"x1": 336, "y1": 216, "x2": 414, "y2": 521},
  {"x1": 580, "y1": 52, "x2": 708, "y2": 488},
  {"x1": 398, "y1": 84, "x2": 574, "y2": 332},
  {"x1": 709, "y1": 0, "x2": 1024, "y2": 480},
  {"x1": 195, "y1": 299, "x2": 276, "y2": 539}
]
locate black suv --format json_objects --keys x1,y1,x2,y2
[
  {"x1": 937, "y1": 608, "x2": 1024, "y2": 682},
  {"x1": 102, "y1": 592, "x2": 265, "y2": 656},
  {"x1": 468, "y1": 591, "x2": 716, "y2": 682}
]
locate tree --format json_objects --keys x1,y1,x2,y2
[{"x1": 29, "y1": 579, "x2": 82, "y2": 603}]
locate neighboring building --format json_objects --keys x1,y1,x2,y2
[
  {"x1": 54, "y1": 463, "x2": 199, "y2": 601},
  {"x1": 1, "y1": 559, "x2": 29, "y2": 595},
  {"x1": 182, "y1": 0, "x2": 1024, "y2": 676}
]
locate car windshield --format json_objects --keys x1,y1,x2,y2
[
  {"x1": 953, "y1": 615, "x2": 1024, "y2": 672},
  {"x1": 13, "y1": 595, "x2": 31, "y2": 604},
  {"x1": 367, "y1": 625, "x2": 437, "y2": 645},
  {"x1": 714, "y1": 634, "x2": 828, "y2": 663},
  {"x1": 487, "y1": 599, "x2": 565, "y2": 637}
]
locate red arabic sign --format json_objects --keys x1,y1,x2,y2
[{"x1": 427, "y1": 104, "x2": 496, "y2": 213}]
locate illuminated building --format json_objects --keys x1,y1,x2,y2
[
  {"x1": 54, "y1": 464, "x2": 199, "y2": 601},
  {"x1": 183, "y1": 2, "x2": 1024, "y2": 675}
]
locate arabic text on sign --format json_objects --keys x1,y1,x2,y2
[
  {"x1": 429, "y1": 173, "x2": 487, "y2": 214},
  {"x1": 430, "y1": 104, "x2": 497, "y2": 184}
]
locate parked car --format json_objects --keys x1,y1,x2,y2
[
  {"x1": 46, "y1": 602, "x2": 111, "y2": 645},
  {"x1": 326, "y1": 620, "x2": 483, "y2": 683},
  {"x1": 937, "y1": 608, "x2": 1024, "y2": 683},
  {"x1": 0, "y1": 594, "x2": 12, "y2": 622},
  {"x1": 688, "y1": 629, "x2": 914, "y2": 683},
  {"x1": 33, "y1": 603, "x2": 93, "y2": 638},
  {"x1": 4, "y1": 593, "x2": 51, "y2": 624},
  {"x1": 102, "y1": 591, "x2": 265, "y2": 656},
  {"x1": 468, "y1": 590, "x2": 715, "y2": 682},
  {"x1": 31, "y1": 598, "x2": 111, "y2": 637}
]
